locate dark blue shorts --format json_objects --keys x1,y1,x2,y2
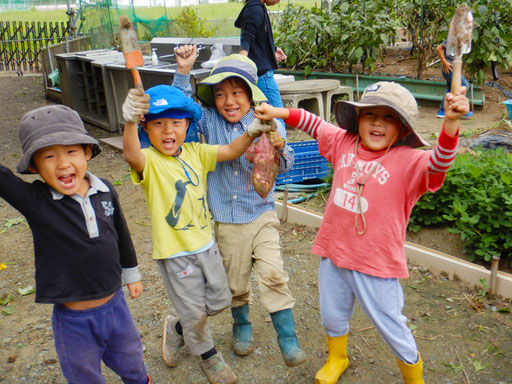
[{"x1": 52, "y1": 289, "x2": 148, "y2": 384}]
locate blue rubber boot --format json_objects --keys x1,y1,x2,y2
[
  {"x1": 270, "y1": 308, "x2": 307, "y2": 367},
  {"x1": 231, "y1": 303, "x2": 254, "y2": 356}
]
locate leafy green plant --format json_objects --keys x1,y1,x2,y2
[
  {"x1": 170, "y1": 7, "x2": 218, "y2": 38},
  {"x1": 409, "y1": 147, "x2": 512, "y2": 265},
  {"x1": 465, "y1": 0, "x2": 512, "y2": 85},
  {"x1": 471, "y1": 359, "x2": 489, "y2": 373},
  {"x1": 477, "y1": 278, "x2": 489, "y2": 297},
  {"x1": 0, "y1": 217, "x2": 28, "y2": 233},
  {"x1": 274, "y1": 0, "x2": 397, "y2": 74}
]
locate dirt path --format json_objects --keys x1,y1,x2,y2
[{"x1": 0, "y1": 75, "x2": 511, "y2": 384}]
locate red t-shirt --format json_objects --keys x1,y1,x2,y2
[{"x1": 286, "y1": 109, "x2": 458, "y2": 278}]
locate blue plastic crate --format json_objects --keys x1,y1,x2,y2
[
  {"x1": 503, "y1": 99, "x2": 512, "y2": 119},
  {"x1": 276, "y1": 141, "x2": 330, "y2": 185}
]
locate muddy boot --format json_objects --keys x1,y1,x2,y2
[
  {"x1": 397, "y1": 353, "x2": 424, "y2": 384},
  {"x1": 270, "y1": 308, "x2": 307, "y2": 367},
  {"x1": 314, "y1": 334, "x2": 349, "y2": 384},
  {"x1": 161, "y1": 315, "x2": 184, "y2": 367},
  {"x1": 200, "y1": 353, "x2": 237, "y2": 384},
  {"x1": 231, "y1": 303, "x2": 254, "y2": 356}
]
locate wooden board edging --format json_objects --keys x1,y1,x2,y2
[{"x1": 275, "y1": 201, "x2": 512, "y2": 299}]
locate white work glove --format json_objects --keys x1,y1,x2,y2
[
  {"x1": 122, "y1": 88, "x2": 150, "y2": 123},
  {"x1": 246, "y1": 118, "x2": 277, "y2": 138}
]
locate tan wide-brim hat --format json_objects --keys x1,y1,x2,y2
[{"x1": 334, "y1": 81, "x2": 429, "y2": 148}]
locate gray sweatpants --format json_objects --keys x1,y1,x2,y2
[
  {"x1": 318, "y1": 257, "x2": 419, "y2": 364},
  {"x1": 156, "y1": 244, "x2": 232, "y2": 355}
]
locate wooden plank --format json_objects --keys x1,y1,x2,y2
[
  {"x1": 100, "y1": 136, "x2": 123, "y2": 152},
  {"x1": 274, "y1": 201, "x2": 512, "y2": 299}
]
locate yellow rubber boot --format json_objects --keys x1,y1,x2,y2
[
  {"x1": 314, "y1": 334, "x2": 349, "y2": 384},
  {"x1": 397, "y1": 353, "x2": 424, "y2": 384}
]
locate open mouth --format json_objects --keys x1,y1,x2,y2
[
  {"x1": 225, "y1": 108, "x2": 239, "y2": 118},
  {"x1": 370, "y1": 131, "x2": 385, "y2": 138},
  {"x1": 162, "y1": 138, "x2": 176, "y2": 150},
  {"x1": 58, "y1": 174, "x2": 76, "y2": 188}
]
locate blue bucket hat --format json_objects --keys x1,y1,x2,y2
[{"x1": 143, "y1": 85, "x2": 202, "y2": 143}]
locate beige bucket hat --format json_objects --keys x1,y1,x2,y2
[{"x1": 334, "y1": 81, "x2": 429, "y2": 148}]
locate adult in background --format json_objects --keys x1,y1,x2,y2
[
  {"x1": 235, "y1": 0, "x2": 287, "y2": 108},
  {"x1": 435, "y1": 40, "x2": 473, "y2": 119}
]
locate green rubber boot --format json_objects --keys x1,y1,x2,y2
[
  {"x1": 231, "y1": 303, "x2": 254, "y2": 356},
  {"x1": 270, "y1": 308, "x2": 306, "y2": 367}
]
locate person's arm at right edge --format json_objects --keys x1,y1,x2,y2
[{"x1": 121, "y1": 89, "x2": 150, "y2": 173}]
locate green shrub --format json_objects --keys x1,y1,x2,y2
[
  {"x1": 274, "y1": 0, "x2": 398, "y2": 74},
  {"x1": 408, "y1": 148, "x2": 512, "y2": 265},
  {"x1": 170, "y1": 7, "x2": 218, "y2": 38}
]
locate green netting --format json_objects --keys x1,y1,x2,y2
[{"x1": 78, "y1": 0, "x2": 172, "y2": 50}]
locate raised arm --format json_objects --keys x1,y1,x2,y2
[
  {"x1": 443, "y1": 86, "x2": 469, "y2": 136},
  {"x1": 121, "y1": 89, "x2": 150, "y2": 173},
  {"x1": 175, "y1": 44, "x2": 197, "y2": 75}
]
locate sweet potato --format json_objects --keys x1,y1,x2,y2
[{"x1": 245, "y1": 132, "x2": 280, "y2": 199}]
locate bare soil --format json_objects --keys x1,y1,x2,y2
[{"x1": 1, "y1": 59, "x2": 511, "y2": 384}]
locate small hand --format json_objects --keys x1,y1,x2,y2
[
  {"x1": 254, "y1": 103, "x2": 276, "y2": 120},
  {"x1": 269, "y1": 130, "x2": 285, "y2": 151},
  {"x1": 122, "y1": 88, "x2": 150, "y2": 123},
  {"x1": 275, "y1": 47, "x2": 287, "y2": 62},
  {"x1": 442, "y1": 62, "x2": 452, "y2": 74},
  {"x1": 176, "y1": 44, "x2": 197, "y2": 73},
  {"x1": 444, "y1": 86, "x2": 470, "y2": 121},
  {"x1": 246, "y1": 117, "x2": 276, "y2": 138},
  {"x1": 127, "y1": 280, "x2": 143, "y2": 299}
]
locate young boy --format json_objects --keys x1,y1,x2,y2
[
  {"x1": 0, "y1": 105, "x2": 150, "y2": 384},
  {"x1": 170, "y1": 46, "x2": 306, "y2": 368},
  {"x1": 121, "y1": 76, "x2": 271, "y2": 384},
  {"x1": 436, "y1": 40, "x2": 473, "y2": 119},
  {"x1": 254, "y1": 82, "x2": 469, "y2": 383}
]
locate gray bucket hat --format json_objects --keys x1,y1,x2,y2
[
  {"x1": 334, "y1": 82, "x2": 429, "y2": 148},
  {"x1": 17, "y1": 105, "x2": 101, "y2": 174}
]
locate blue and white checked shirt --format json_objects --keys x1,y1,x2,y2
[{"x1": 173, "y1": 73, "x2": 295, "y2": 224}]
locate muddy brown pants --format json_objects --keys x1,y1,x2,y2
[{"x1": 214, "y1": 210, "x2": 295, "y2": 313}]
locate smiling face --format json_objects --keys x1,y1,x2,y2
[
  {"x1": 357, "y1": 106, "x2": 404, "y2": 151},
  {"x1": 213, "y1": 78, "x2": 252, "y2": 123},
  {"x1": 29, "y1": 144, "x2": 92, "y2": 197},
  {"x1": 145, "y1": 117, "x2": 189, "y2": 156}
]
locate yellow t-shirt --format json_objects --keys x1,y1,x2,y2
[{"x1": 131, "y1": 142, "x2": 219, "y2": 259}]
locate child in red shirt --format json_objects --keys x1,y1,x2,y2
[{"x1": 255, "y1": 82, "x2": 469, "y2": 384}]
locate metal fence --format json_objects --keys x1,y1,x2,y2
[{"x1": 0, "y1": 20, "x2": 71, "y2": 72}]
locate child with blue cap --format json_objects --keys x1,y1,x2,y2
[{"x1": 122, "y1": 83, "x2": 272, "y2": 384}]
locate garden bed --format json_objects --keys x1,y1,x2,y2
[{"x1": 0, "y1": 73, "x2": 510, "y2": 384}]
